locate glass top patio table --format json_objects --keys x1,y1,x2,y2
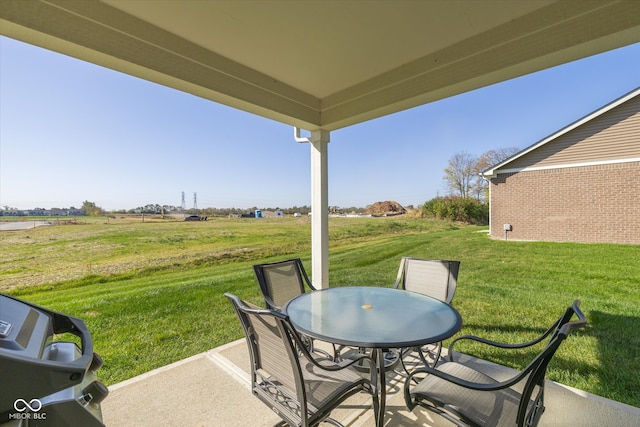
[{"x1": 283, "y1": 286, "x2": 462, "y2": 349}]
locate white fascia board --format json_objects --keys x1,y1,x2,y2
[{"x1": 490, "y1": 157, "x2": 640, "y2": 177}]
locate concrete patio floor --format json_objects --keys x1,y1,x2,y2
[{"x1": 102, "y1": 339, "x2": 640, "y2": 426}]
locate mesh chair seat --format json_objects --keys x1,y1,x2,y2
[
  {"x1": 409, "y1": 362, "x2": 524, "y2": 427},
  {"x1": 302, "y1": 356, "x2": 367, "y2": 409}
]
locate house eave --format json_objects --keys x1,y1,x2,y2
[{"x1": 482, "y1": 86, "x2": 640, "y2": 177}]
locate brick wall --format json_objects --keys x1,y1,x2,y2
[{"x1": 489, "y1": 161, "x2": 640, "y2": 244}]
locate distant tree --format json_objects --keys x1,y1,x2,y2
[
  {"x1": 443, "y1": 148, "x2": 520, "y2": 201},
  {"x1": 443, "y1": 151, "x2": 476, "y2": 198},
  {"x1": 141, "y1": 204, "x2": 163, "y2": 214},
  {"x1": 81, "y1": 200, "x2": 104, "y2": 216},
  {"x1": 472, "y1": 147, "x2": 520, "y2": 201},
  {"x1": 475, "y1": 147, "x2": 521, "y2": 171}
]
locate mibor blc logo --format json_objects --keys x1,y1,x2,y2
[
  {"x1": 9, "y1": 398, "x2": 47, "y2": 421},
  {"x1": 14, "y1": 399, "x2": 42, "y2": 412}
]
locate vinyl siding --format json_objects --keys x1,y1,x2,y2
[{"x1": 505, "y1": 95, "x2": 640, "y2": 170}]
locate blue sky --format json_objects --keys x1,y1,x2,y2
[{"x1": 1, "y1": 37, "x2": 639, "y2": 211}]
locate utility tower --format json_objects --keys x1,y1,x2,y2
[
  {"x1": 181, "y1": 192, "x2": 186, "y2": 211},
  {"x1": 193, "y1": 192, "x2": 198, "y2": 211}
]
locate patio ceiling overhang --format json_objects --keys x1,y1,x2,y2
[{"x1": 2, "y1": 0, "x2": 639, "y2": 287}]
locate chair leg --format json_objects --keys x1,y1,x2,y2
[
  {"x1": 396, "y1": 347, "x2": 425, "y2": 382},
  {"x1": 396, "y1": 348, "x2": 412, "y2": 377},
  {"x1": 300, "y1": 334, "x2": 334, "y2": 361},
  {"x1": 416, "y1": 342, "x2": 442, "y2": 368},
  {"x1": 396, "y1": 343, "x2": 442, "y2": 381},
  {"x1": 311, "y1": 345, "x2": 334, "y2": 361}
]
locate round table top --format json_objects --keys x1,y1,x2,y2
[{"x1": 283, "y1": 286, "x2": 462, "y2": 348}]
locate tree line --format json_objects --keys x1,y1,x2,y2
[
  {"x1": 422, "y1": 147, "x2": 520, "y2": 224},
  {"x1": 77, "y1": 147, "x2": 519, "y2": 223},
  {"x1": 83, "y1": 203, "x2": 317, "y2": 217}
]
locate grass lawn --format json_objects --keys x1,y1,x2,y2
[{"x1": 1, "y1": 215, "x2": 639, "y2": 407}]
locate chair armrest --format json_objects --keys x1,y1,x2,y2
[
  {"x1": 449, "y1": 300, "x2": 585, "y2": 362},
  {"x1": 559, "y1": 301, "x2": 586, "y2": 335},
  {"x1": 404, "y1": 362, "x2": 531, "y2": 397},
  {"x1": 288, "y1": 325, "x2": 377, "y2": 380},
  {"x1": 315, "y1": 352, "x2": 375, "y2": 371},
  {"x1": 294, "y1": 333, "x2": 374, "y2": 372},
  {"x1": 264, "y1": 295, "x2": 283, "y2": 311},
  {"x1": 298, "y1": 341, "x2": 378, "y2": 391},
  {"x1": 448, "y1": 326, "x2": 557, "y2": 362},
  {"x1": 448, "y1": 334, "x2": 539, "y2": 360}
]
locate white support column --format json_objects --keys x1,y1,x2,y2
[{"x1": 310, "y1": 129, "x2": 330, "y2": 289}]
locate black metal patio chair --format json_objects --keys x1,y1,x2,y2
[
  {"x1": 404, "y1": 300, "x2": 587, "y2": 427},
  {"x1": 393, "y1": 257, "x2": 461, "y2": 370},
  {"x1": 254, "y1": 258, "x2": 315, "y2": 311},
  {"x1": 225, "y1": 293, "x2": 379, "y2": 427},
  {"x1": 253, "y1": 258, "x2": 335, "y2": 360}
]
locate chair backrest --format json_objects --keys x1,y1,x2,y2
[
  {"x1": 225, "y1": 293, "x2": 307, "y2": 425},
  {"x1": 253, "y1": 258, "x2": 314, "y2": 310},
  {"x1": 394, "y1": 257, "x2": 460, "y2": 303}
]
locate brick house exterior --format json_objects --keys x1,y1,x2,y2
[{"x1": 482, "y1": 88, "x2": 640, "y2": 245}]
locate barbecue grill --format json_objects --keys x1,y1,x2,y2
[{"x1": 0, "y1": 293, "x2": 108, "y2": 426}]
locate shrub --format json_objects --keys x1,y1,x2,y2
[{"x1": 421, "y1": 196, "x2": 488, "y2": 225}]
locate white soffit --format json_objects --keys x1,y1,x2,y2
[{"x1": 1, "y1": 0, "x2": 639, "y2": 131}]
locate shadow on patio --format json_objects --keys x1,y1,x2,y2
[{"x1": 102, "y1": 339, "x2": 639, "y2": 426}]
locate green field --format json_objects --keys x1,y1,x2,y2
[{"x1": 1, "y1": 215, "x2": 639, "y2": 407}]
